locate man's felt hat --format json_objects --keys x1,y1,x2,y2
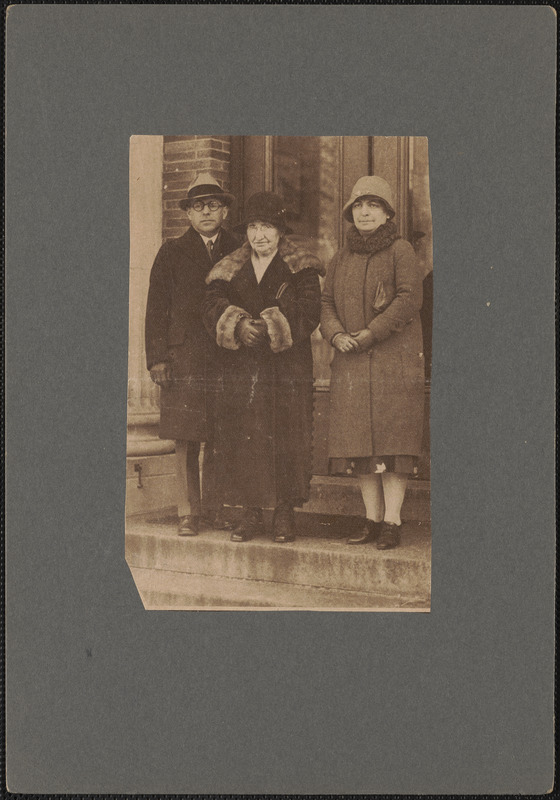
[{"x1": 179, "y1": 172, "x2": 236, "y2": 210}]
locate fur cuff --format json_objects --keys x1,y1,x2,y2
[
  {"x1": 260, "y1": 307, "x2": 293, "y2": 353},
  {"x1": 216, "y1": 305, "x2": 250, "y2": 350}
]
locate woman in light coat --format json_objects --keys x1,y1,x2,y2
[{"x1": 320, "y1": 176, "x2": 425, "y2": 550}]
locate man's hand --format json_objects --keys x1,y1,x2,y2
[
  {"x1": 332, "y1": 333, "x2": 361, "y2": 353},
  {"x1": 150, "y1": 362, "x2": 173, "y2": 388},
  {"x1": 349, "y1": 329, "x2": 375, "y2": 352},
  {"x1": 237, "y1": 318, "x2": 268, "y2": 347}
]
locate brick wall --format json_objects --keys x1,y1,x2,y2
[{"x1": 162, "y1": 135, "x2": 232, "y2": 241}]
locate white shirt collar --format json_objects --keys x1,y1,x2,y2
[{"x1": 200, "y1": 232, "x2": 219, "y2": 246}]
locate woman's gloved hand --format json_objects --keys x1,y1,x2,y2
[
  {"x1": 236, "y1": 317, "x2": 268, "y2": 347},
  {"x1": 350, "y1": 329, "x2": 375, "y2": 352},
  {"x1": 332, "y1": 332, "x2": 361, "y2": 354}
]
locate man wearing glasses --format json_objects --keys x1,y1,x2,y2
[{"x1": 145, "y1": 172, "x2": 239, "y2": 535}]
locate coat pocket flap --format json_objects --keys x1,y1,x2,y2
[{"x1": 371, "y1": 281, "x2": 388, "y2": 315}]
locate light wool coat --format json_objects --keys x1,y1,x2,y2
[{"x1": 320, "y1": 237, "x2": 425, "y2": 458}]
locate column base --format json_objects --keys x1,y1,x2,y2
[{"x1": 127, "y1": 413, "x2": 175, "y2": 457}]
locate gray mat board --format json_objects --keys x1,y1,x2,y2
[{"x1": 5, "y1": 4, "x2": 555, "y2": 794}]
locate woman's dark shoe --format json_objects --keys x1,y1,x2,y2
[
  {"x1": 230, "y1": 507, "x2": 264, "y2": 542},
  {"x1": 376, "y1": 521, "x2": 401, "y2": 550},
  {"x1": 212, "y1": 509, "x2": 234, "y2": 531},
  {"x1": 272, "y1": 503, "x2": 296, "y2": 543},
  {"x1": 200, "y1": 509, "x2": 233, "y2": 531},
  {"x1": 178, "y1": 515, "x2": 199, "y2": 536},
  {"x1": 347, "y1": 518, "x2": 382, "y2": 545}
]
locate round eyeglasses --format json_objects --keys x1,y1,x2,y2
[{"x1": 190, "y1": 200, "x2": 224, "y2": 212}]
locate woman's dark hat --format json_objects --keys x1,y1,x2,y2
[
  {"x1": 234, "y1": 191, "x2": 293, "y2": 234},
  {"x1": 179, "y1": 172, "x2": 236, "y2": 211}
]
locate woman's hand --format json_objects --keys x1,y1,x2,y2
[
  {"x1": 236, "y1": 317, "x2": 268, "y2": 347},
  {"x1": 332, "y1": 333, "x2": 361, "y2": 353},
  {"x1": 349, "y1": 329, "x2": 375, "y2": 352}
]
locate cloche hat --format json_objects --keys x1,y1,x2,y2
[
  {"x1": 342, "y1": 175, "x2": 395, "y2": 222},
  {"x1": 179, "y1": 172, "x2": 236, "y2": 210},
  {"x1": 234, "y1": 191, "x2": 293, "y2": 235}
]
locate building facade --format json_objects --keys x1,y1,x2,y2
[{"x1": 126, "y1": 135, "x2": 432, "y2": 514}]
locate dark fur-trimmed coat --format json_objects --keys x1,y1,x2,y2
[
  {"x1": 145, "y1": 225, "x2": 239, "y2": 441},
  {"x1": 203, "y1": 238, "x2": 324, "y2": 508}
]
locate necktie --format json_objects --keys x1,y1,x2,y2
[{"x1": 207, "y1": 239, "x2": 214, "y2": 262}]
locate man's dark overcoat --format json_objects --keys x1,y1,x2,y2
[
  {"x1": 145, "y1": 225, "x2": 239, "y2": 441},
  {"x1": 202, "y1": 239, "x2": 324, "y2": 508}
]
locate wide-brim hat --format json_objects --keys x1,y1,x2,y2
[
  {"x1": 178, "y1": 171, "x2": 236, "y2": 210},
  {"x1": 342, "y1": 175, "x2": 395, "y2": 222},
  {"x1": 234, "y1": 191, "x2": 293, "y2": 235}
]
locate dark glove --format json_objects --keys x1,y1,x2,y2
[
  {"x1": 236, "y1": 318, "x2": 268, "y2": 347},
  {"x1": 332, "y1": 333, "x2": 360, "y2": 353},
  {"x1": 349, "y1": 329, "x2": 375, "y2": 352}
]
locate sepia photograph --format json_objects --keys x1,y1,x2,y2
[{"x1": 126, "y1": 135, "x2": 433, "y2": 610}]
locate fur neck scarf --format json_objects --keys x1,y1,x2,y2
[
  {"x1": 346, "y1": 221, "x2": 400, "y2": 255},
  {"x1": 206, "y1": 237, "x2": 325, "y2": 284}
]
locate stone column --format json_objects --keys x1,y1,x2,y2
[{"x1": 127, "y1": 135, "x2": 174, "y2": 457}]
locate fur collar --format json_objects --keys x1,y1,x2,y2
[
  {"x1": 346, "y1": 221, "x2": 400, "y2": 255},
  {"x1": 206, "y1": 237, "x2": 325, "y2": 284}
]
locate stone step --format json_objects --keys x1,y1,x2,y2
[
  {"x1": 129, "y1": 566, "x2": 429, "y2": 611},
  {"x1": 125, "y1": 513, "x2": 431, "y2": 610}
]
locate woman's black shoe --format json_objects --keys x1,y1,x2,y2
[
  {"x1": 200, "y1": 509, "x2": 233, "y2": 531},
  {"x1": 272, "y1": 504, "x2": 296, "y2": 543},
  {"x1": 230, "y1": 507, "x2": 263, "y2": 542},
  {"x1": 376, "y1": 521, "x2": 401, "y2": 550},
  {"x1": 347, "y1": 518, "x2": 381, "y2": 545}
]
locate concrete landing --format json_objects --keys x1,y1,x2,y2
[
  {"x1": 126, "y1": 511, "x2": 431, "y2": 611},
  {"x1": 129, "y1": 566, "x2": 429, "y2": 610}
]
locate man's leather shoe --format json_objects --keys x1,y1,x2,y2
[
  {"x1": 272, "y1": 503, "x2": 296, "y2": 543},
  {"x1": 178, "y1": 515, "x2": 199, "y2": 536},
  {"x1": 376, "y1": 521, "x2": 401, "y2": 550},
  {"x1": 347, "y1": 518, "x2": 381, "y2": 545},
  {"x1": 230, "y1": 508, "x2": 263, "y2": 542}
]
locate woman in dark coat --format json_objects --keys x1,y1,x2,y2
[
  {"x1": 203, "y1": 192, "x2": 324, "y2": 543},
  {"x1": 320, "y1": 176, "x2": 425, "y2": 550}
]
